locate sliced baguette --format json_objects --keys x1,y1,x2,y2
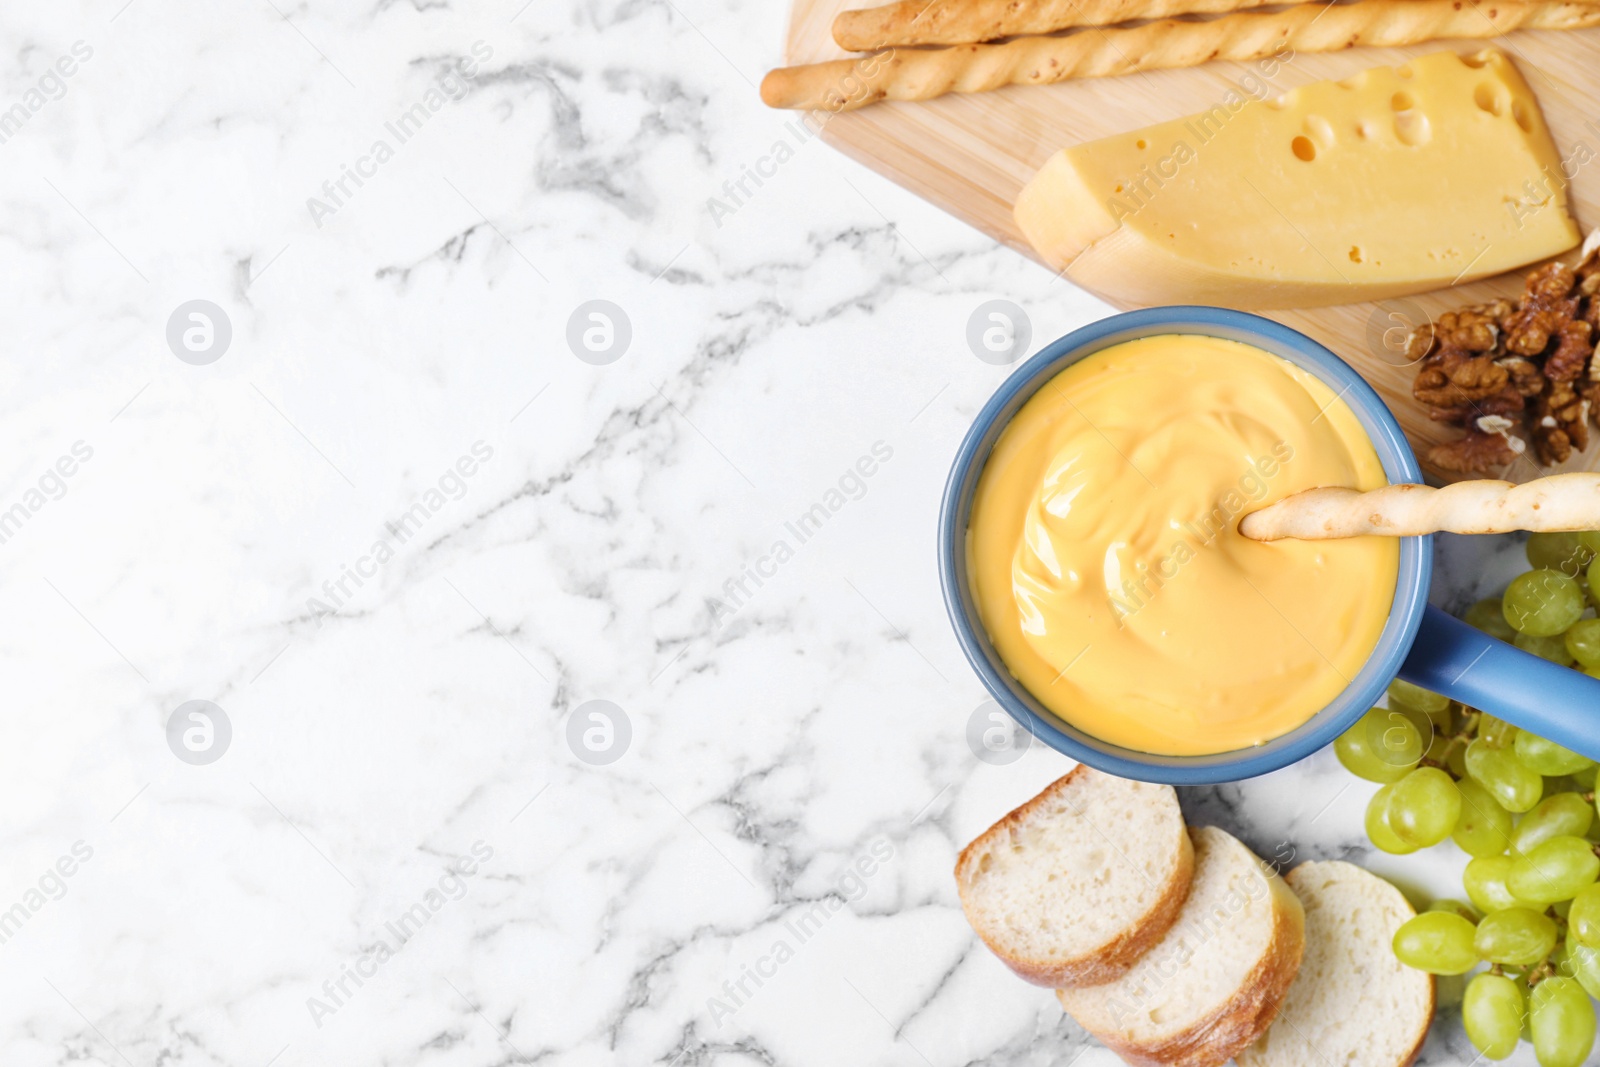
[
  {"x1": 1238, "y1": 861, "x2": 1434, "y2": 1067},
  {"x1": 955, "y1": 766, "x2": 1194, "y2": 988},
  {"x1": 1056, "y1": 826, "x2": 1305, "y2": 1067}
]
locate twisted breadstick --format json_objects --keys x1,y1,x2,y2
[
  {"x1": 834, "y1": 0, "x2": 1281, "y2": 49},
  {"x1": 763, "y1": 0, "x2": 1600, "y2": 112},
  {"x1": 1240, "y1": 475, "x2": 1600, "y2": 541}
]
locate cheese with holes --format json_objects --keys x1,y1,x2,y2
[{"x1": 1014, "y1": 49, "x2": 1579, "y2": 309}]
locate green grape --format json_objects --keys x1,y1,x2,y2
[
  {"x1": 1449, "y1": 742, "x2": 1469, "y2": 779},
  {"x1": 1508, "y1": 835, "x2": 1600, "y2": 905},
  {"x1": 1545, "y1": 774, "x2": 1592, "y2": 798},
  {"x1": 1474, "y1": 906, "x2": 1558, "y2": 966},
  {"x1": 1556, "y1": 934, "x2": 1577, "y2": 971},
  {"x1": 1512, "y1": 793, "x2": 1596, "y2": 854},
  {"x1": 1566, "y1": 619, "x2": 1600, "y2": 669},
  {"x1": 1365, "y1": 784, "x2": 1419, "y2": 854},
  {"x1": 1427, "y1": 898, "x2": 1484, "y2": 922},
  {"x1": 1466, "y1": 855, "x2": 1544, "y2": 913},
  {"x1": 1455, "y1": 777, "x2": 1515, "y2": 857},
  {"x1": 1480, "y1": 715, "x2": 1520, "y2": 749},
  {"x1": 1386, "y1": 767, "x2": 1461, "y2": 848},
  {"x1": 1466, "y1": 738, "x2": 1545, "y2": 813},
  {"x1": 1528, "y1": 532, "x2": 1596, "y2": 575},
  {"x1": 1570, "y1": 884, "x2": 1600, "y2": 948},
  {"x1": 1387, "y1": 679, "x2": 1450, "y2": 714},
  {"x1": 1504, "y1": 569, "x2": 1587, "y2": 637},
  {"x1": 1392, "y1": 910, "x2": 1479, "y2": 974},
  {"x1": 1577, "y1": 531, "x2": 1600, "y2": 557},
  {"x1": 1463, "y1": 972, "x2": 1526, "y2": 1060},
  {"x1": 1566, "y1": 940, "x2": 1600, "y2": 998},
  {"x1": 1517, "y1": 630, "x2": 1580, "y2": 665},
  {"x1": 1466, "y1": 596, "x2": 1519, "y2": 641},
  {"x1": 1380, "y1": 705, "x2": 1431, "y2": 761},
  {"x1": 1589, "y1": 554, "x2": 1600, "y2": 607},
  {"x1": 1516, "y1": 732, "x2": 1596, "y2": 777},
  {"x1": 1529, "y1": 976, "x2": 1597, "y2": 1067},
  {"x1": 1336, "y1": 707, "x2": 1422, "y2": 783}
]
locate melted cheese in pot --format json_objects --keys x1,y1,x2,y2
[{"x1": 967, "y1": 335, "x2": 1398, "y2": 756}]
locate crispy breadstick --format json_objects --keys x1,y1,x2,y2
[
  {"x1": 1239, "y1": 476, "x2": 1600, "y2": 541},
  {"x1": 834, "y1": 0, "x2": 1278, "y2": 49},
  {"x1": 763, "y1": 0, "x2": 1600, "y2": 112}
]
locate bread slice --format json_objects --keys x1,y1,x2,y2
[
  {"x1": 955, "y1": 765, "x2": 1194, "y2": 988},
  {"x1": 1056, "y1": 826, "x2": 1305, "y2": 1067},
  {"x1": 1238, "y1": 861, "x2": 1434, "y2": 1067}
]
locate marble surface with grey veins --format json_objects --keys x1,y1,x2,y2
[{"x1": 0, "y1": 1, "x2": 1545, "y2": 1065}]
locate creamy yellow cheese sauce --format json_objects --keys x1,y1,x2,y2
[{"x1": 967, "y1": 335, "x2": 1398, "y2": 756}]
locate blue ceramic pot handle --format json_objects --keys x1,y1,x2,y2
[{"x1": 1399, "y1": 605, "x2": 1600, "y2": 760}]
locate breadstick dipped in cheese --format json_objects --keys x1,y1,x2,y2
[
  {"x1": 1240, "y1": 475, "x2": 1600, "y2": 541},
  {"x1": 835, "y1": 0, "x2": 1280, "y2": 49},
  {"x1": 763, "y1": 0, "x2": 1600, "y2": 112}
]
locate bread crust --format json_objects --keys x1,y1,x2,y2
[
  {"x1": 1058, "y1": 833, "x2": 1307, "y2": 1067},
  {"x1": 955, "y1": 766, "x2": 1194, "y2": 988},
  {"x1": 1397, "y1": 977, "x2": 1435, "y2": 1067},
  {"x1": 1239, "y1": 862, "x2": 1434, "y2": 1067}
]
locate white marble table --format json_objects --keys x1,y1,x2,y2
[{"x1": 0, "y1": 1, "x2": 1555, "y2": 1064}]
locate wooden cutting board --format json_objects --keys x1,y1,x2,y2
[{"x1": 780, "y1": 3, "x2": 1600, "y2": 481}]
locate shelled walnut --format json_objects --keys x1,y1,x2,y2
[
  {"x1": 1411, "y1": 237, "x2": 1600, "y2": 473},
  {"x1": 1429, "y1": 426, "x2": 1526, "y2": 474}
]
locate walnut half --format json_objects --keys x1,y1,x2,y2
[
  {"x1": 1532, "y1": 379, "x2": 1591, "y2": 464},
  {"x1": 1413, "y1": 352, "x2": 1509, "y2": 407},
  {"x1": 1434, "y1": 307, "x2": 1502, "y2": 352},
  {"x1": 1427, "y1": 429, "x2": 1526, "y2": 474}
]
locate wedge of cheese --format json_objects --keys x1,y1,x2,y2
[{"x1": 1015, "y1": 49, "x2": 1579, "y2": 309}]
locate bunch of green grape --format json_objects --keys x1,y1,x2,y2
[{"x1": 1335, "y1": 532, "x2": 1600, "y2": 1067}]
